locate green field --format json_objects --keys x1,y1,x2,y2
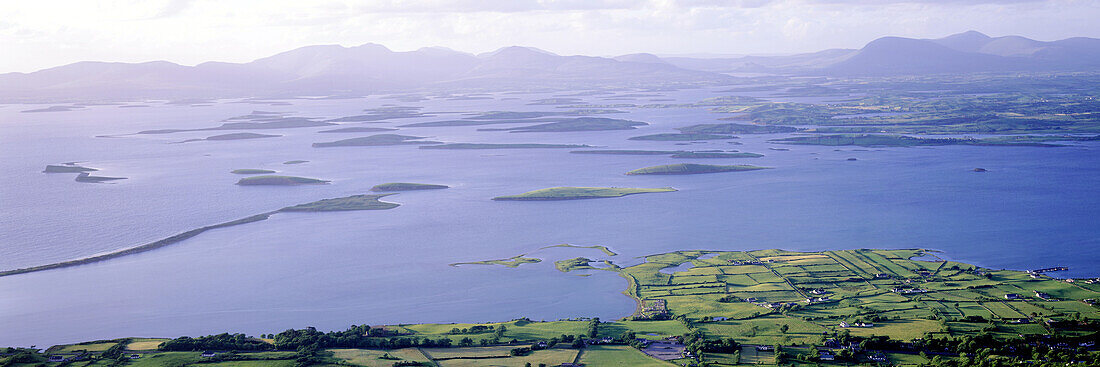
[
  {"x1": 125, "y1": 338, "x2": 170, "y2": 350},
  {"x1": 329, "y1": 348, "x2": 430, "y2": 366},
  {"x1": 27, "y1": 248, "x2": 1100, "y2": 367},
  {"x1": 579, "y1": 345, "x2": 673, "y2": 366},
  {"x1": 493, "y1": 187, "x2": 676, "y2": 201}
]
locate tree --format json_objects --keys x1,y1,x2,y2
[{"x1": 780, "y1": 324, "x2": 790, "y2": 334}]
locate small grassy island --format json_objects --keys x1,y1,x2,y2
[
  {"x1": 312, "y1": 134, "x2": 441, "y2": 147},
  {"x1": 542, "y1": 244, "x2": 618, "y2": 256},
  {"x1": 626, "y1": 163, "x2": 770, "y2": 175},
  {"x1": 629, "y1": 133, "x2": 737, "y2": 141},
  {"x1": 450, "y1": 255, "x2": 543, "y2": 268},
  {"x1": 678, "y1": 123, "x2": 800, "y2": 134},
  {"x1": 236, "y1": 175, "x2": 330, "y2": 186},
  {"x1": 479, "y1": 117, "x2": 648, "y2": 133},
  {"x1": 493, "y1": 187, "x2": 677, "y2": 201},
  {"x1": 43, "y1": 164, "x2": 97, "y2": 173},
  {"x1": 570, "y1": 150, "x2": 682, "y2": 155},
  {"x1": 420, "y1": 143, "x2": 589, "y2": 150},
  {"x1": 203, "y1": 132, "x2": 280, "y2": 141},
  {"x1": 370, "y1": 182, "x2": 450, "y2": 192},
  {"x1": 317, "y1": 126, "x2": 397, "y2": 133},
  {"x1": 230, "y1": 169, "x2": 277, "y2": 174},
  {"x1": 670, "y1": 152, "x2": 764, "y2": 159},
  {"x1": 283, "y1": 160, "x2": 308, "y2": 164},
  {"x1": 74, "y1": 172, "x2": 127, "y2": 183},
  {"x1": 280, "y1": 194, "x2": 399, "y2": 212},
  {"x1": 555, "y1": 257, "x2": 620, "y2": 273}
]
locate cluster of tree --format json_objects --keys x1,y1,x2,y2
[
  {"x1": 716, "y1": 295, "x2": 742, "y2": 303},
  {"x1": 0, "y1": 349, "x2": 43, "y2": 367},
  {"x1": 159, "y1": 333, "x2": 273, "y2": 351},
  {"x1": 587, "y1": 318, "x2": 599, "y2": 338}
]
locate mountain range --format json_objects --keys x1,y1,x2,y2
[
  {"x1": 2, "y1": 31, "x2": 1098, "y2": 102},
  {"x1": 658, "y1": 30, "x2": 1100, "y2": 76}
]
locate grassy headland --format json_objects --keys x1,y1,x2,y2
[{"x1": 279, "y1": 194, "x2": 400, "y2": 212}]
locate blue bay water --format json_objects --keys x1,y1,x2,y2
[{"x1": 1, "y1": 88, "x2": 1098, "y2": 346}]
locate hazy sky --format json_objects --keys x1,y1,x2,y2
[{"x1": 2, "y1": 0, "x2": 1098, "y2": 73}]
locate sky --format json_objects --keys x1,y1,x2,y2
[{"x1": 1, "y1": 0, "x2": 1098, "y2": 73}]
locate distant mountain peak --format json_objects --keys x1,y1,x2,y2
[
  {"x1": 613, "y1": 53, "x2": 667, "y2": 64},
  {"x1": 478, "y1": 46, "x2": 558, "y2": 58},
  {"x1": 949, "y1": 30, "x2": 992, "y2": 39}
]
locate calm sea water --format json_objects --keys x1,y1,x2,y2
[{"x1": 1, "y1": 87, "x2": 1098, "y2": 347}]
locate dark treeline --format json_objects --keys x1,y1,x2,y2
[{"x1": 159, "y1": 333, "x2": 273, "y2": 351}]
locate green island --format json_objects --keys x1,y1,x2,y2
[
  {"x1": 678, "y1": 123, "x2": 800, "y2": 135},
  {"x1": 137, "y1": 118, "x2": 334, "y2": 134},
  {"x1": 770, "y1": 134, "x2": 1062, "y2": 147},
  {"x1": 626, "y1": 163, "x2": 770, "y2": 175},
  {"x1": 235, "y1": 175, "x2": 330, "y2": 186},
  {"x1": 312, "y1": 134, "x2": 442, "y2": 147},
  {"x1": 370, "y1": 182, "x2": 450, "y2": 192},
  {"x1": 0, "y1": 194, "x2": 401, "y2": 279},
  {"x1": 450, "y1": 255, "x2": 543, "y2": 268},
  {"x1": 571, "y1": 150, "x2": 682, "y2": 155},
  {"x1": 671, "y1": 152, "x2": 764, "y2": 159},
  {"x1": 230, "y1": 169, "x2": 277, "y2": 175},
  {"x1": 42, "y1": 164, "x2": 97, "y2": 173},
  {"x1": 629, "y1": 133, "x2": 738, "y2": 141},
  {"x1": 202, "y1": 132, "x2": 280, "y2": 141},
  {"x1": 479, "y1": 117, "x2": 648, "y2": 133},
  {"x1": 450, "y1": 244, "x2": 617, "y2": 269},
  {"x1": 542, "y1": 244, "x2": 618, "y2": 256},
  {"x1": 280, "y1": 194, "x2": 400, "y2": 212},
  {"x1": 283, "y1": 160, "x2": 308, "y2": 164},
  {"x1": 74, "y1": 172, "x2": 127, "y2": 183},
  {"x1": 555, "y1": 257, "x2": 622, "y2": 273},
  {"x1": 420, "y1": 143, "x2": 589, "y2": 150},
  {"x1": 493, "y1": 187, "x2": 677, "y2": 201},
  {"x1": 317, "y1": 126, "x2": 397, "y2": 133},
  {"x1": 399, "y1": 118, "x2": 572, "y2": 128},
  {"x1": 11, "y1": 248, "x2": 1100, "y2": 366}
]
